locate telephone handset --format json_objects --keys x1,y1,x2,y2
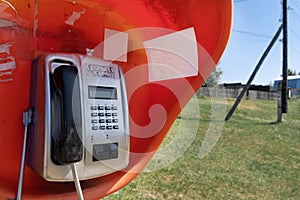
[
  {"x1": 28, "y1": 53, "x2": 130, "y2": 181},
  {"x1": 50, "y1": 64, "x2": 83, "y2": 164}
]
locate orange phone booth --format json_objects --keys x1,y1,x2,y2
[{"x1": 0, "y1": 0, "x2": 232, "y2": 199}]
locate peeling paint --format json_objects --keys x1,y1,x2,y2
[
  {"x1": 0, "y1": 0, "x2": 30, "y2": 29},
  {"x1": 65, "y1": 9, "x2": 86, "y2": 26},
  {"x1": 0, "y1": 43, "x2": 16, "y2": 82},
  {"x1": 0, "y1": 0, "x2": 18, "y2": 17},
  {"x1": 0, "y1": 19, "x2": 17, "y2": 28},
  {"x1": 33, "y1": 0, "x2": 39, "y2": 40}
]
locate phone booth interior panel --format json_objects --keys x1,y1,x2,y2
[{"x1": 0, "y1": 0, "x2": 232, "y2": 199}]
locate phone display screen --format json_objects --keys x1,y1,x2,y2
[{"x1": 88, "y1": 86, "x2": 117, "y2": 100}]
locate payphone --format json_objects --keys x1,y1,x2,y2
[{"x1": 27, "y1": 53, "x2": 130, "y2": 182}]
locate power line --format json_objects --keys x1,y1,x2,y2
[
  {"x1": 291, "y1": 0, "x2": 300, "y2": 10},
  {"x1": 289, "y1": 27, "x2": 300, "y2": 41},
  {"x1": 232, "y1": 29, "x2": 273, "y2": 39},
  {"x1": 236, "y1": 40, "x2": 270, "y2": 44},
  {"x1": 234, "y1": 0, "x2": 247, "y2": 3},
  {"x1": 289, "y1": 45, "x2": 300, "y2": 55},
  {"x1": 225, "y1": 25, "x2": 283, "y2": 121},
  {"x1": 288, "y1": 0, "x2": 300, "y2": 56},
  {"x1": 289, "y1": 0, "x2": 300, "y2": 22},
  {"x1": 290, "y1": 9, "x2": 300, "y2": 23}
]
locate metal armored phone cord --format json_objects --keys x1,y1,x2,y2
[
  {"x1": 17, "y1": 109, "x2": 32, "y2": 200},
  {"x1": 71, "y1": 163, "x2": 84, "y2": 200},
  {"x1": 17, "y1": 108, "x2": 84, "y2": 200}
]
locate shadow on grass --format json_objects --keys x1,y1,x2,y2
[{"x1": 224, "y1": 118, "x2": 283, "y2": 126}]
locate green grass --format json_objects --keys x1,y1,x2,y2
[{"x1": 104, "y1": 98, "x2": 300, "y2": 200}]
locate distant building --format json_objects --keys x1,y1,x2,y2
[
  {"x1": 220, "y1": 83, "x2": 275, "y2": 100},
  {"x1": 273, "y1": 75, "x2": 300, "y2": 98},
  {"x1": 222, "y1": 83, "x2": 271, "y2": 92}
]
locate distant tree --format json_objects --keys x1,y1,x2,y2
[
  {"x1": 288, "y1": 69, "x2": 297, "y2": 76},
  {"x1": 205, "y1": 66, "x2": 223, "y2": 87}
]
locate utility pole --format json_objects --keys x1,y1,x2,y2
[
  {"x1": 281, "y1": 0, "x2": 288, "y2": 115},
  {"x1": 225, "y1": 1, "x2": 288, "y2": 122},
  {"x1": 225, "y1": 25, "x2": 283, "y2": 121}
]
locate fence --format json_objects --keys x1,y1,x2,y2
[
  {"x1": 290, "y1": 88, "x2": 300, "y2": 98},
  {"x1": 248, "y1": 90, "x2": 277, "y2": 100},
  {"x1": 197, "y1": 87, "x2": 278, "y2": 101}
]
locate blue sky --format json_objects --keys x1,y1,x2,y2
[{"x1": 219, "y1": 0, "x2": 300, "y2": 85}]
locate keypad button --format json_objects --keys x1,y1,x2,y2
[
  {"x1": 90, "y1": 106, "x2": 97, "y2": 110},
  {"x1": 113, "y1": 125, "x2": 119, "y2": 129},
  {"x1": 91, "y1": 103, "x2": 120, "y2": 131},
  {"x1": 91, "y1": 119, "x2": 98, "y2": 123},
  {"x1": 112, "y1": 106, "x2": 118, "y2": 110},
  {"x1": 91, "y1": 113, "x2": 98, "y2": 117}
]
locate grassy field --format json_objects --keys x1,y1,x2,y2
[{"x1": 104, "y1": 97, "x2": 300, "y2": 200}]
